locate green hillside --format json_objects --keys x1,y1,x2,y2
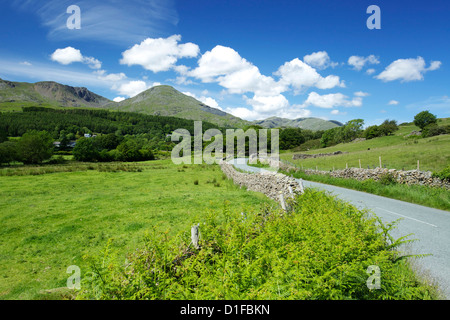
[
  {"x1": 253, "y1": 116, "x2": 342, "y2": 131},
  {"x1": 281, "y1": 118, "x2": 450, "y2": 172},
  {"x1": 104, "y1": 85, "x2": 251, "y2": 128},
  {"x1": 0, "y1": 78, "x2": 110, "y2": 109}
]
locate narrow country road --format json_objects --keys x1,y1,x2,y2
[{"x1": 229, "y1": 158, "x2": 450, "y2": 299}]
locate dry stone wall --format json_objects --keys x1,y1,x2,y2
[
  {"x1": 292, "y1": 151, "x2": 347, "y2": 160},
  {"x1": 219, "y1": 159, "x2": 303, "y2": 203},
  {"x1": 260, "y1": 157, "x2": 449, "y2": 189},
  {"x1": 301, "y1": 167, "x2": 450, "y2": 189}
]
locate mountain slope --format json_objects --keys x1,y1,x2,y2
[
  {"x1": 103, "y1": 85, "x2": 251, "y2": 128},
  {"x1": 253, "y1": 116, "x2": 343, "y2": 131},
  {"x1": 0, "y1": 78, "x2": 111, "y2": 108}
]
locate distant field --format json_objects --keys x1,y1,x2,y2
[
  {"x1": 281, "y1": 119, "x2": 450, "y2": 172},
  {"x1": 0, "y1": 160, "x2": 273, "y2": 300}
]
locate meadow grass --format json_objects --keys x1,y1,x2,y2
[
  {"x1": 281, "y1": 121, "x2": 450, "y2": 172},
  {"x1": 0, "y1": 159, "x2": 273, "y2": 300}
]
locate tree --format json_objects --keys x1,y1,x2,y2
[
  {"x1": 342, "y1": 119, "x2": 364, "y2": 142},
  {"x1": 279, "y1": 128, "x2": 305, "y2": 150},
  {"x1": 73, "y1": 137, "x2": 99, "y2": 162},
  {"x1": 378, "y1": 119, "x2": 398, "y2": 136},
  {"x1": 413, "y1": 111, "x2": 437, "y2": 130},
  {"x1": 364, "y1": 125, "x2": 381, "y2": 140},
  {"x1": 0, "y1": 141, "x2": 19, "y2": 164},
  {"x1": 17, "y1": 130, "x2": 54, "y2": 164}
]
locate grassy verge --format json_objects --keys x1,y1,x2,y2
[
  {"x1": 287, "y1": 170, "x2": 449, "y2": 211},
  {"x1": 281, "y1": 121, "x2": 450, "y2": 173},
  {"x1": 0, "y1": 159, "x2": 274, "y2": 299},
  {"x1": 76, "y1": 188, "x2": 441, "y2": 300}
]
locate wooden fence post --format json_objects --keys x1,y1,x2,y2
[
  {"x1": 279, "y1": 192, "x2": 287, "y2": 211},
  {"x1": 191, "y1": 223, "x2": 200, "y2": 249},
  {"x1": 417, "y1": 160, "x2": 420, "y2": 171},
  {"x1": 379, "y1": 156, "x2": 382, "y2": 168}
]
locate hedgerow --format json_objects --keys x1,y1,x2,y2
[{"x1": 76, "y1": 189, "x2": 438, "y2": 300}]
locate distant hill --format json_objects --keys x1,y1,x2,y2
[
  {"x1": 104, "y1": 85, "x2": 251, "y2": 128},
  {"x1": 253, "y1": 116, "x2": 343, "y2": 131},
  {"x1": 0, "y1": 78, "x2": 342, "y2": 131},
  {"x1": 0, "y1": 78, "x2": 111, "y2": 108}
]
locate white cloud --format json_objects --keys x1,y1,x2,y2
[
  {"x1": 225, "y1": 107, "x2": 261, "y2": 120},
  {"x1": 94, "y1": 70, "x2": 127, "y2": 82},
  {"x1": 303, "y1": 51, "x2": 338, "y2": 69},
  {"x1": 366, "y1": 68, "x2": 376, "y2": 75},
  {"x1": 20, "y1": 61, "x2": 32, "y2": 66},
  {"x1": 354, "y1": 91, "x2": 370, "y2": 97},
  {"x1": 245, "y1": 94, "x2": 290, "y2": 113},
  {"x1": 301, "y1": 92, "x2": 365, "y2": 109},
  {"x1": 51, "y1": 47, "x2": 83, "y2": 65},
  {"x1": 182, "y1": 91, "x2": 222, "y2": 110},
  {"x1": 275, "y1": 58, "x2": 344, "y2": 93},
  {"x1": 51, "y1": 47, "x2": 101, "y2": 69},
  {"x1": 348, "y1": 55, "x2": 379, "y2": 71},
  {"x1": 120, "y1": 35, "x2": 199, "y2": 73},
  {"x1": 331, "y1": 109, "x2": 347, "y2": 115},
  {"x1": 113, "y1": 97, "x2": 126, "y2": 102},
  {"x1": 376, "y1": 57, "x2": 441, "y2": 82},
  {"x1": 190, "y1": 45, "x2": 284, "y2": 97},
  {"x1": 114, "y1": 80, "x2": 150, "y2": 98},
  {"x1": 12, "y1": 0, "x2": 179, "y2": 45},
  {"x1": 388, "y1": 100, "x2": 399, "y2": 105}
]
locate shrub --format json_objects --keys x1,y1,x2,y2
[
  {"x1": 378, "y1": 172, "x2": 397, "y2": 185},
  {"x1": 432, "y1": 166, "x2": 450, "y2": 181},
  {"x1": 422, "y1": 124, "x2": 447, "y2": 138},
  {"x1": 77, "y1": 190, "x2": 437, "y2": 300}
]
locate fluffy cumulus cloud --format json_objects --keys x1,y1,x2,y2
[
  {"x1": 376, "y1": 56, "x2": 441, "y2": 82},
  {"x1": 301, "y1": 92, "x2": 366, "y2": 109},
  {"x1": 113, "y1": 97, "x2": 126, "y2": 102},
  {"x1": 120, "y1": 35, "x2": 199, "y2": 73},
  {"x1": 303, "y1": 51, "x2": 338, "y2": 69},
  {"x1": 51, "y1": 47, "x2": 101, "y2": 69},
  {"x1": 187, "y1": 46, "x2": 348, "y2": 120},
  {"x1": 189, "y1": 45, "x2": 283, "y2": 96},
  {"x1": 348, "y1": 55, "x2": 379, "y2": 71},
  {"x1": 275, "y1": 58, "x2": 344, "y2": 93},
  {"x1": 113, "y1": 80, "x2": 155, "y2": 98}
]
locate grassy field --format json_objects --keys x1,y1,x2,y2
[
  {"x1": 0, "y1": 160, "x2": 274, "y2": 300},
  {"x1": 281, "y1": 119, "x2": 450, "y2": 173}
]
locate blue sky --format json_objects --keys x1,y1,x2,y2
[{"x1": 0, "y1": 0, "x2": 449, "y2": 126}]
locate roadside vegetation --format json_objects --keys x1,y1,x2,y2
[
  {"x1": 76, "y1": 188, "x2": 440, "y2": 300},
  {"x1": 287, "y1": 170, "x2": 449, "y2": 211}
]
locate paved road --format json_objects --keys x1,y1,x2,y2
[{"x1": 229, "y1": 158, "x2": 450, "y2": 299}]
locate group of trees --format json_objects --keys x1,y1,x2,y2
[
  {"x1": 73, "y1": 134, "x2": 154, "y2": 162},
  {"x1": 0, "y1": 107, "x2": 221, "y2": 141},
  {"x1": 320, "y1": 119, "x2": 365, "y2": 148},
  {"x1": 0, "y1": 130, "x2": 54, "y2": 164},
  {"x1": 363, "y1": 119, "x2": 399, "y2": 140},
  {"x1": 0, "y1": 108, "x2": 447, "y2": 166}
]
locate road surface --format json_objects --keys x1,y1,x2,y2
[{"x1": 229, "y1": 158, "x2": 450, "y2": 299}]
